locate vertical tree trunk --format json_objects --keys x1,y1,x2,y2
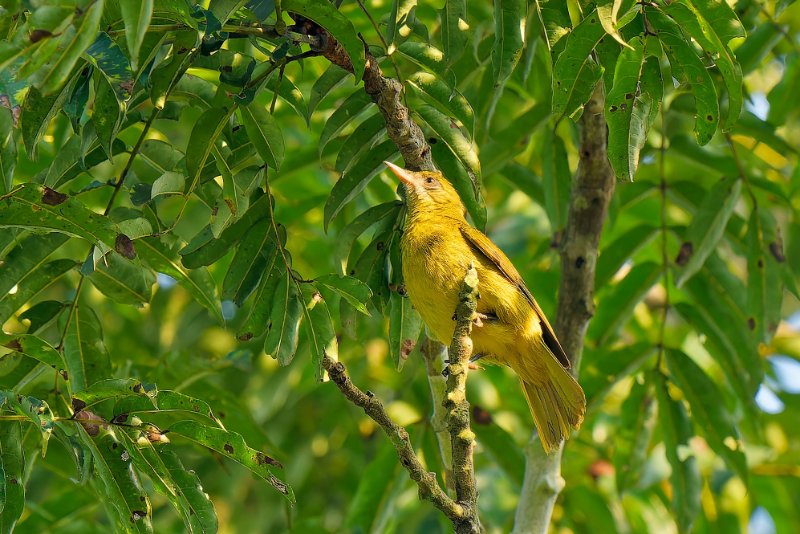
[{"x1": 512, "y1": 82, "x2": 615, "y2": 533}]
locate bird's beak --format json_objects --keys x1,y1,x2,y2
[{"x1": 384, "y1": 161, "x2": 418, "y2": 187}]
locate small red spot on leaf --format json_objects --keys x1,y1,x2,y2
[{"x1": 42, "y1": 187, "x2": 67, "y2": 206}]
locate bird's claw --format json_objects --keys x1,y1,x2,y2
[{"x1": 472, "y1": 312, "x2": 490, "y2": 328}]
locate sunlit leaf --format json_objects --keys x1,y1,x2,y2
[
  {"x1": 168, "y1": 420, "x2": 293, "y2": 501},
  {"x1": 263, "y1": 270, "x2": 303, "y2": 365}
]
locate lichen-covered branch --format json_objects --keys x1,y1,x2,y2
[
  {"x1": 444, "y1": 266, "x2": 481, "y2": 534},
  {"x1": 312, "y1": 28, "x2": 434, "y2": 172},
  {"x1": 512, "y1": 82, "x2": 616, "y2": 533},
  {"x1": 321, "y1": 267, "x2": 481, "y2": 532},
  {"x1": 321, "y1": 354, "x2": 464, "y2": 521}
]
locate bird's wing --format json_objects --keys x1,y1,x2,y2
[{"x1": 459, "y1": 224, "x2": 571, "y2": 369}]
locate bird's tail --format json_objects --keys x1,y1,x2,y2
[{"x1": 519, "y1": 354, "x2": 586, "y2": 454}]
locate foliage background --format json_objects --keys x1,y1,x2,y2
[{"x1": 1, "y1": 0, "x2": 800, "y2": 533}]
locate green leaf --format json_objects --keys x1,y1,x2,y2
[
  {"x1": 345, "y1": 440, "x2": 399, "y2": 531},
  {"x1": 35, "y1": 0, "x2": 103, "y2": 95},
  {"x1": 306, "y1": 64, "x2": 349, "y2": 120},
  {"x1": 429, "y1": 134, "x2": 486, "y2": 229},
  {"x1": 180, "y1": 193, "x2": 270, "y2": 269},
  {"x1": 415, "y1": 104, "x2": 480, "y2": 181},
  {"x1": 185, "y1": 106, "x2": 235, "y2": 193},
  {"x1": 63, "y1": 306, "x2": 112, "y2": 394},
  {"x1": 672, "y1": 301, "x2": 755, "y2": 413},
  {"x1": 18, "y1": 300, "x2": 65, "y2": 333},
  {"x1": 315, "y1": 274, "x2": 373, "y2": 315},
  {"x1": 396, "y1": 42, "x2": 446, "y2": 74},
  {"x1": 596, "y1": 225, "x2": 659, "y2": 287},
  {"x1": 388, "y1": 292, "x2": 423, "y2": 371},
  {"x1": 407, "y1": 72, "x2": 474, "y2": 136},
  {"x1": 2, "y1": 334, "x2": 66, "y2": 372},
  {"x1": 0, "y1": 184, "x2": 133, "y2": 254},
  {"x1": 120, "y1": 0, "x2": 154, "y2": 71},
  {"x1": 613, "y1": 377, "x2": 656, "y2": 491},
  {"x1": 334, "y1": 113, "x2": 386, "y2": 173},
  {"x1": 137, "y1": 237, "x2": 222, "y2": 323},
  {"x1": 150, "y1": 31, "x2": 200, "y2": 110},
  {"x1": 649, "y1": 10, "x2": 719, "y2": 145},
  {"x1": 674, "y1": 177, "x2": 742, "y2": 287},
  {"x1": 323, "y1": 139, "x2": 399, "y2": 230},
  {"x1": 588, "y1": 261, "x2": 661, "y2": 345},
  {"x1": 168, "y1": 420, "x2": 293, "y2": 501},
  {"x1": 237, "y1": 257, "x2": 280, "y2": 341},
  {"x1": 85, "y1": 32, "x2": 134, "y2": 102},
  {"x1": 222, "y1": 218, "x2": 275, "y2": 306},
  {"x1": 0, "y1": 259, "x2": 76, "y2": 325},
  {"x1": 662, "y1": 0, "x2": 743, "y2": 130},
  {"x1": 605, "y1": 38, "x2": 662, "y2": 181},
  {"x1": 654, "y1": 371, "x2": 701, "y2": 533},
  {"x1": 5, "y1": 394, "x2": 55, "y2": 456},
  {"x1": 119, "y1": 438, "x2": 218, "y2": 534},
  {"x1": 76, "y1": 430, "x2": 153, "y2": 532},
  {"x1": 283, "y1": 0, "x2": 365, "y2": 80},
  {"x1": 20, "y1": 83, "x2": 73, "y2": 159},
  {"x1": 354, "y1": 231, "x2": 393, "y2": 314},
  {"x1": 493, "y1": 0, "x2": 526, "y2": 84},
  {"x1": 541, "y1": 129, "x2": 571, "y2": 231},
  {"x1": 0, "y1": 422, "x2": 24, "y2": 534},
  {"x1": 73, "y1": 378, "x2": 156, "y2": 407},
  {"x1": 318, "y1": 90, "x2": 373, "y2": 154},
  {"x1": 0, "y1": 233, "x2": 68, "y2": 297},
  {"x1": 737, "y1": 24, "x2": 782, "y2": 76},
  {"x1": 333, "y1": 201, "x2": 401, "y2": 274},
  {"x1": 264, "y1": 270, "x2": 304, "y2": 365},
  {"x1": 538, "y1": 0, "x2": 571, "y2": 49},
  {"x1": 597, "y1": 0, "x2": 636, "y2": 49},
  {"x1": 113, "y1": 390, "x2": 220, "y2": 425},
  {"x1": 88, "y1": 253, "x2": 155, "y2": 306},
  {"x1": 240, "y1": 102, "x2": 284, "y2": 170},
  {"x1": 551, "y1": 10, "x2": 605, "y2": 119},
  {"x1": 441, "y1": 0, "x2": 468, "y2": 66},
  {"x1": 303, "y1": 290, "x2": 339, "y2": 379},
  {"x1": 664, "y1": 349, "x2": 747, "y2": 481}
]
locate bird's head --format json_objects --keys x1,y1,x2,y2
[{"x1": 384, "y1": 161, "x2": 465, "y2": 219}]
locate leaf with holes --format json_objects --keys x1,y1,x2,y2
[
  {"x1": 168, "y1": 420, "x2": 293, "y2": 501},
  {"x1": 388, "y1": 292, "x2": 423, "y2": 371},
  {"x1": 674, "y1": 177, "x2": 741, "y2": 287},
  {"x1": 606, "y1": 38, "x2": 662, "y2": 181},
  {"x1": 649, "y1": 10, "x2": 718, "y2": 145},
  {"x1": 552, "y1": 10, "x2": 605, "y2": 119}
]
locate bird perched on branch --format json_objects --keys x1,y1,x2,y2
[{"x1": 385, "y1": 161, "x2": 585, "y2": 453}]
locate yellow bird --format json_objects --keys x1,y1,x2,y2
[{"x1": 385, "y1": 162, "x2": 585, "y2": 453}]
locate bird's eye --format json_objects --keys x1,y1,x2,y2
[{"x1": 425, "y1": 177, "x2": 434, "y2": 184}]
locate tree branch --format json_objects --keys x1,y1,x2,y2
[
  {"x1": 321, "y1": 354, "x2": 464, "y2": 521},
  {"x1": 321, "y1": 268, "x2": 480, "y2": 531},
  {"x1": 512, "y1": 81, "x2": 616, "y2": 533},
  {"x1": 445, "y1": 266, "x2": 481, "y2": 534},
  {"x1": 311, "y1": 28, "x2": 434, "y2": 172}
]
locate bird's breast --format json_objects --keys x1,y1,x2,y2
[{"x1": 401, "y1": 226, "x2": 469, "y2": 343}]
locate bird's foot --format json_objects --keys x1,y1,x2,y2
[{"x1": 442, "y1": 353, "x2": 486, "y2": 376}]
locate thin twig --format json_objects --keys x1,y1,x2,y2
[
  {"x1": 444, "y1": 266, "x2": 481, "y2": 534},
  {"x1": 322, "y1": 267, "x2": 481, "y2": 532},
  {"x1": 321, "y1": 355, "x2": 465, "y2": 521}
]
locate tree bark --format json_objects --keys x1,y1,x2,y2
[{"x1": 512, "y1": 82, "x2": 616, "y2": 533}]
